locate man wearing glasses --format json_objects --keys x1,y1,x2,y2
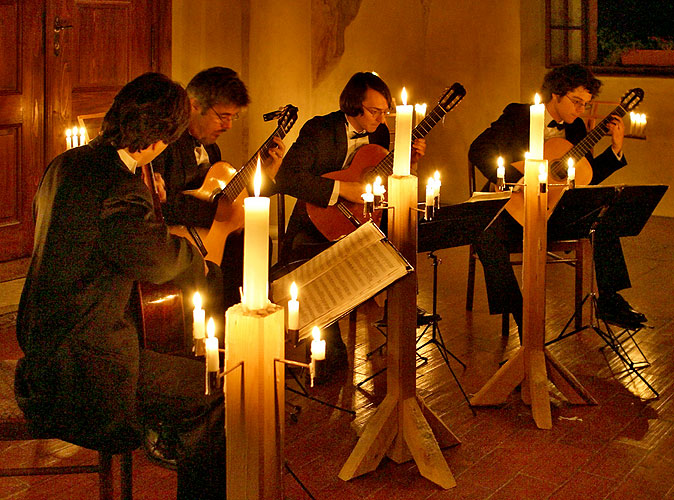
[
  {"x1": 154, "y1": 67, "x2": 285, "y2": 312},
  {"x1": 275, "y1": 71, "x2": 426, "y2": 374},
  {"x1": 468, "y1": 63, "x2": 644, "y2": 333}
]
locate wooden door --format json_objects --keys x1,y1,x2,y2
[{"x1": 0, "y1": 0, "x2": 170, "y2": 262}]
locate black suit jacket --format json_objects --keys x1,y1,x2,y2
[
  {"x1": 468, "y1": 103, "x2": 626, "y2": 187},
  {"x1": 16, "y1": 139, "x2": 204, "y2": 453},
  {"x1": 276, "y1": 110, "x2": 390, "y2": 208}
]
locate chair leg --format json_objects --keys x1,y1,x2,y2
[
  {"x1": 466, "y1": 245, "x2": 476, "y2": 311},
  {"x1": 98, "y1": 452, "x2": 113, "y2": 500},
  {"x1": 121, "y1": 451, "x2": 133, "y2": 500}
]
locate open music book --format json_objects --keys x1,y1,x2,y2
[{"x1": 271, "y1": 221, "x2": 412, "y2": 340}]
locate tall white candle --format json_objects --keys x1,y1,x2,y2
[
  {"x1": 80, "y1": 127, "x2": 86, "y2": 146},
  {"x1": 415, "y1": 103, "x2": 427, "y2": 128},
  {"x1": 288, "y1": 282, "x2": 299, "y2": 331},
  {"x1": 193, "y1": 292, "x2": 206, "y2": 340},
  {"x1": 433, "y1": 170, "x2": 441, "y2": 197},
  {"x1": 72, "y1": 126, "x2": 79, "y2": 148},
  {"x1": 425, "y1": 178, "x2": 435, "y2": 207},
  {"x1": 205, "y1": 317, "x2": 219, "y2": 373},
  {"x1": 242, "y1": 157, "x2": 270, "y2": 310},
  {"x1": 66, "y1": 129, "x2": 72, "y2": 149},
  {"x1": 529, "y1": 93, "x2": 545, "y2": 159},
  {"x1": 392, "y1": 87, "x2": 413, "y2": 176},
  {"x1": 497, "y1": 156, "x2": 505, "y2": 180},
  {"x1": 567, "y1": 158, "x2": 575, "y2": 182}
]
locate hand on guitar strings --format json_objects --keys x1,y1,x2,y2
[
  {"x1": 263, "y1": 136, "x2": 286, "y2": 181},
  {"x1": 606, "y1": 114, "x2": 625, "y2": 156}
]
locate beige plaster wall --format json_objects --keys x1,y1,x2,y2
[{"x1": 520, "y1": 0, "x2": 674, "y2": 217}]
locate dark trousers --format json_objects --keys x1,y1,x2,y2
[
  {"x1": 474, "y1": 211, "x2": 631, "y2": 316},
  {"x1": 139, "y1": 350, "x2": 225, "y2": 500}
]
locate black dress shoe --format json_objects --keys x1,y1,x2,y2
[
  {"x1": 144, "y1": 425, "x2": 178, "y2": 470},
  {"x1": 597, "y1": 293, "x2": 647, "y2": 328}
]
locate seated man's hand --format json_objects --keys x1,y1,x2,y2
[
  {"x1": 411, "y1": 138, "x2": 426, "y2": 165},
  {"x1": 263, "y1": 136, "x2": 286, "y2": 181},
  {"x1": 339, "y1": 181, "x2": 367, "y2": 204},
  {"x1": 214, "y1": 197, "x2": 245, "y2": 232},
  {"x1": 142, "y1": 170, "x2": 168, "y2": 203}
]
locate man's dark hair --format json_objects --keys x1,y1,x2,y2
[
  {"x1": 100, "y1": 72, "x2": 189, "y2": 153},
  {"x1": 186, "y1": 67, "x2": 250, "y2": 112},
  {"x1": 540, "y1": 64, "x2": 602, "y2": 102},
  {"x1": 339, "y1": 72, "x2": 392, "y2": 117}
]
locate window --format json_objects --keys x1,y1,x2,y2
[{"x1": 546, "y1": 0, "x2": 674, "y2": 75}]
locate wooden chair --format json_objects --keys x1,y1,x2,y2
[
  {"x1": 466, "y1": 161, "x2": 592, "y2": 336},
  {"x1": 0, "y1": 360, "x2": 133, "y2": 500}
]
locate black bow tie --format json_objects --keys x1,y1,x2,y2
[
  {"x1": 547, "y1": 120, "x2": 567, "y2": 130},
  {"x1": 350, "y1": 131, "x2": 369, "y2": 139}
]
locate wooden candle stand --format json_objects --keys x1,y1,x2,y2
[
  {"x1": 470, "y1": 159, "x2": 596, "y2": 429},
  {"x1": 225, "y1": 303, "x2": 286, "y2": 499},
  {"x1": 339, "y1": 175, "x2": 459, "y2": 489}
]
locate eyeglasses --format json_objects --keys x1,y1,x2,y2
[
  {"x1": 210, "y1": 106, "x2": 240, "y2": 124},
  {"x1": 363, "y1": 106, "x2": 391, "y2": 119},
  {"x1": 564, "y1": 94, "x2": 592, "y2": 111}
]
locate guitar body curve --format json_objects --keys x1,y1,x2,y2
[
  {"x1": 505, "y1": 137, "x2": 593, "y2": 226},
  {"x1": 306, "y1": 144, "x2": 389, "y2": 241},
  {"x1": 182, "y1": 161, "x2": 238, "y2": 203}
]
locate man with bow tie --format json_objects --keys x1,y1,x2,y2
[
  {"x1": 468, "y1": 64, "x2": 644, "y2": 332},
  {"x1": 276, "y1": 71, "x2": 426, "y2": 374},
  {"x1": 154, "y1": 67, "x2": 285, "y2": 313}
]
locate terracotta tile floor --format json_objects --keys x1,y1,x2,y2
[{"x1": 1, "y1": 216, "x2": 673, "y2": 499}]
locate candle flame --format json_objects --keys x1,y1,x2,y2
[
  {"x1": 207, "y1": 317, "x2": 215, "y2": 338},
  {"x1": 72, "y1": 126, "x2": 78, "y2": 136},
  {"x1": 374, "y1": 176, "x2": 382, "y2": 187},
  {"x1": 534, "y1": 93, "x2": 541, "y2": 105},
  {"x1": 366, "y1": 183, "x2": 372, "y2": 194},
  {"x1": 312, "y1": 326, "x2": 321, "y2": 342},
  {"x1": 66, "y1": 128, "x2": 72, "y2": 137},
  {"x1": 401, "y1": 87, "x2": 408, "y2": 106},
  {"x1": 497, "y1": 156, "x2": 504, "y2": 168},
  {"x1": 567, "y1": 158, "x2": 574, "y2": 168},
  {"x1": 290, "y1": 281, "x2": 298, "y2": 301},
  {"x1": 539, "y1": 163, "x2": 547, "y2": 179},
  {"x1": 434, "y1": 170, "x2": 440, "y2": 181},
  {"x1": 427, "y1": 177, "x2": 434, "y2": 188},
  {"x1": 193, "y1": 291, "x2": 202, "y2": 310},
  {"x1": 254, "y1": 157, "x2": 262, "y2": 197}
]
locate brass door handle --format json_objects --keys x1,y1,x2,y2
[{"x1": 53, "y1": 16, "x2": 73, "y2": 56}]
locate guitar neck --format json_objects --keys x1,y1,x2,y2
[
  {"x1": 219, "y1": 126, "x2": 287, "y2": 202},
  {"x1": 550, "y1": 104, "x2": 628, "y2": 178}
]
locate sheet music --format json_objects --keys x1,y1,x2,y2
[{"x1": 271, "y1": 221, "x2": 411, "y2": 339}]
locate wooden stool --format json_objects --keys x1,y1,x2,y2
[{"x1": 0, "y1": 360, "x2": 133, "y2": 500}]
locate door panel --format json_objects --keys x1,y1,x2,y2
[
  {"x1": 0, "y1": 0, "x2": 170, "y2": 262},
  {"x1": 0, "y1": 0, "x2": 43, "y2": 261}
]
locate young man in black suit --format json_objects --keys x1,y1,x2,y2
[
  {"x1": 468, "y1": 63, "x2": 645, "y2": 331},
  {"x1": 276, "y1": 71, "x2": 426, "y2": 370},
  {"x1": 15, "y1": 73, "x2": 229, "y2": 499}
]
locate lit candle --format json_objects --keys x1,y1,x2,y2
[
  {"x1": 242, "y1": 157, "x2": 270, "y2": 310},
  {"x1": 361, "y1": 183, "x2": 374, "y2": 216},
  {"x1": 392, "y1": 87, "x2": 413, "y2": 176},
  {"x1": 529, "y1": 93, "x2": 545, "y2": 159},
  {"x1": 310, "y1": 326, "x2": 326, "y2": 387},
  {"x1": 193, "y1": 292, "x2": 206, "y2": 356},
  {"x1": 497, "y1": 156, "x2": 506, "y2": 190},
  {"x1": 373, "y1": 176, "x2": 385, "y2": 207},
  {"x1": 433, "y1": 170, "x2": 441, "y2": 209},
  {"x1": 640, "y1": 113, "x2": 647, "y2": 138},
  {"x1": 80, "y1": 127, "x2": 86, "y2": 146},
  {"x1": 287, "y1": 281, "x2": 299, "y2": 331},
  {"x1": 538, "y1": 162, "x2": 548, "y2": 193},
  {"x1": 205, "y1": 317, "x2": 220, "y2": 395},
  {"x1": 72, "y1": 126, "x2": 79, "y2": 148},
  {"x1": 567, "y1": 157, "x2": 575, "y2": 186},
  {"x1": 629, "y1": 112, "x2": 635, "y2": 136},
  {"x1": 66, "y1": 129, "x2": 72, "y2": 149},
  {"x1": 415, "y1": 103, "x2": 427, "y2": 128},
  {"x1": 425, "y1": 178, "x2": 435, "y2": 220}
]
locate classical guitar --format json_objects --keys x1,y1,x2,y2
[
  {"x1": 135, "y1": 163, "x2": 188, "y2": 354},
  {"x1": 505, "y1": 87, "x2": 644, "y2": 226},
  {"x1": 306, "y1": 83, "x2": 466, "y2": 242},
  {"x1": 170, "y1": 105, "x2": 299, "y2": 260}
]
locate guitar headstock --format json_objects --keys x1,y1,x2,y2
[
  {"x1": 437, "y1": 82, "x2": 466, "y2": 112},
  {"x1": 277, "y1": 105, "x2": 299, "y2": 134},
  {"x1": 620, "y1": 88, "x2": 644, "y2": 113}
]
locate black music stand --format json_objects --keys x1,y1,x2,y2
[{"x1": 546, "y1": 184, "x2": 668, "y2": 398}]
